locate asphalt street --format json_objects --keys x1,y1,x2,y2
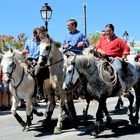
[{"x1": 0, "y1": 97, "x2": 140, "y2": 140}]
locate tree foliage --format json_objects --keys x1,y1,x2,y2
[
  {"x1": 87, "y1": 31, "x2": 102, "y2": 47},
  {"x1": 0, "y1": 33, "x2": 28, "y2": 53}
]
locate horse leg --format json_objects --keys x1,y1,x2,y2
[
  {"x1": 125, "y1": 91, "x2": 134, "y2": 124},
  {"x1": 83, "y1": 97, "x2": 90, "y2": 119},
  {"x1": 134, "y1": 96, "x2": 140, "y2": 125},
  {"x1": 91, "y1": 96, "x2": 106, "y2": 137},
  {"x1": 43, "y1": 90, "x2": 56, "y2": 126},
  {"x1": 115, "y1": 95, "x2": 124, "y2": 110},
  {"x1": 54, "y1": 98, "x2": 64, "y2": 134},
  {"x1": 64, "y1": 91, "x2": 77, "y2": 127},
  {"x1": 133, "y1": 86, "x2": 140, "y2": 125},
  {"x1": 102, "y1": 100, "x2": 112, "y2": 126},
  {"x1": 11, "y1": 97, "x2": 26, "y2": 130},
  {"x1": 26, "y1": 99, "x2": 34, "y2": 130}
]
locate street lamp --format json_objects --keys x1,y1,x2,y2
[
  {"x1": 40, "y1": 3, "x2": 52, "y2": 32},
  {"x1": 83, "y1": 0, "x2": 87, "y2": 36},
  {"x1": 123, "y1": 31, "x2": 129, "y2": 43}
]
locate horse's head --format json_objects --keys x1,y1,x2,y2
[
  {"x1": 38, "y1": 37, "x2": 52, "y2": 67},
  {"x1": 1, "y1": 50, "x2": 17, "y2": 83},
  {"x1": 63, "y1": 55, "x2": 80, "y2": 90}
]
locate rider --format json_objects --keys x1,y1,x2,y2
[
  {"x1": 96, "y1": 24, "x2": 130, "y2": 97},
  {"x1": 22, "y1": 27, "x2": 50, "y2": 99},
  {"x1": 62, "y1": 19, "x2": 90, "y2": 55}
]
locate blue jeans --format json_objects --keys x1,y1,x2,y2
[{"x1": 112, "y1": 58, "x2": 127, "y2": 90}]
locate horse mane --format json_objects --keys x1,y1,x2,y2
[
  {"x1": 3, "y1": 49, "x2": 27, "y2": 64},
  {"x1": 41, "y1": 34, "x2": 60, "y2": 49},
  {"x1": 71, "y1": 53, "x2": 95, "y2": 70}
]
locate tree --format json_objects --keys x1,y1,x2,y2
[
  {"x1": 87, "y1": 31, "x2": 102, "y2": 47},
  {"x1": 0, "y1": 33, "x2": 28, "y2": 53}
]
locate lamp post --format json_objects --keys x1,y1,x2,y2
[
  {"x1": 83, "y1": 0, "x2": 87, "y2": 36},
  {"x1": 123, "y1": 31, "x2": 129, "y2": 43},
  {"x1": 40, "y1": 3, "x2": 52, "y2": 32}
]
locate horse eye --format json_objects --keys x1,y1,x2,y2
[
  {"x1": 46, "y1": 46, "x2": 49, "y2": 50},
  {"x1": 68, "y1": 70, "x2": 72, "y2": 73},
  {"x1": 10, "y1": 63, "x2": 13, "y2": 67}
]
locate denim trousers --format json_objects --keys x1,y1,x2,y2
[{"x1": 112, "y1": 58, "x2": 127, "y2": 90}]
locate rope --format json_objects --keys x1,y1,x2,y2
[{"x1": 98, "y1": 61, "x2": 117, "y2": 87}]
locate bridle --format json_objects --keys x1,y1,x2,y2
[
  {"x1": 39, "y1": 43, "x2": 64, "y2": 67},
  {"x1": 64, "y1": 55, "x2": 98, "y2": 93},
  {"x1": 2, "y1": 56, "x2": 25, "y2": 100}
]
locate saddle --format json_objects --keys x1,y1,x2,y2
[{"x1": 101, "y1": 56, "x2": 133, "y2": 77}]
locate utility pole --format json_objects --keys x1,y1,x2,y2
[{"x1": 83, "y1": 0, "x2": 87, "y2": 36}]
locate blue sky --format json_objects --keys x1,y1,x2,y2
[{"x1": 0, "y1": 0, "x2": 140, "y2": 43}]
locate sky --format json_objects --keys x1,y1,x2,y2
[{"x1": 0, "y1": 0, "x2": 140, "y2": 43}]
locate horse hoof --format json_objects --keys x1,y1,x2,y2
[
  {"x1": 22, "y1": 126, "x2": 26, "y2": 132},
  {"x1": 54, "y1": 126, "x2": 62, "y2": 134},
  {"x1": 26, "y1": 126, "x2": 30, "y2": 132},
  {"x1": 90, "y1": 131, "x2": 99, "y2": 138}
]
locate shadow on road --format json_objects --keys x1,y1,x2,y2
[{"x1": 25, "y1": 112, "x2": 140, "y2": 139}]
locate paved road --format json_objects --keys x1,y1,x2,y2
[{"x1": 0, "y1": 97, "x2": 140, "y2": 140}]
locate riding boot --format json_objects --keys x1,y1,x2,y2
[
  {"x1": 35, "y1": 77, "x2": 44, "y2": 100},
  {"x1": 34, "y1": 67, "x2": 44, "y2": 100}
]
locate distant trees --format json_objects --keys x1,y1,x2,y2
[
  {"x1": 87, "y1": 31, "x2": 102, "y2": 47},
  {"x1": 0, "y1": 33, "x2": 28, "y2": 53}
]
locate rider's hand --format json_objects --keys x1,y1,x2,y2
[
  {"x1": 77, "y1": 42, "x2": 87, "y2": 48},
  {"x1": 63, "y1": 44, "x2": 70, "y2": 49},
  {"x1": 97, "y1": 48, "x2": 107, "y2": 57},
  {"x1": 22, "y1": 50, "x2": 29, "y2": 55}
]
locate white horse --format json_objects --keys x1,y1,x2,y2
[
  {"x1": 38, "y1": 37, "x2": 76, "y2": 133},
  {"x1": 63, "y1": 52, "x2": 140, "y2": 137},
  {"x1": 1, "y1": 49, "x2": 37, "y2": 131}
]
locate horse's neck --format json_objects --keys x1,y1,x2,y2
[
  {"x1": 11, "y1": 62, "x2": 24, "y2": 83},
  {"x1": 49, "y1": 47, "x2": 63, "y2": 69}
]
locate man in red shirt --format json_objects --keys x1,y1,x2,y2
[{"x1": 96, "y1": 24, "x2": 130, "y2": 97}]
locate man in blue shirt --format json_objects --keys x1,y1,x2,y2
[
  {"x1": 22, "y1": 28, "x2": 40, "y2": 60},
  {"x1": 22, "y1": 27, "x2": 49, "y2": 99},
  {"x1": 62, "y1": 19, "x2": 90, "y2": 54}
]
